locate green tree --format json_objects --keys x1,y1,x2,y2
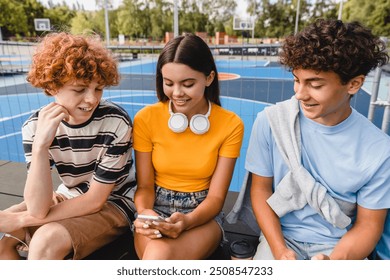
[
  {"x1": 19, "y1": 0, "x2": 46, "y2": 37},
  {"x1": 253, "y1": 0, "x2": 297, "y2": 39},
  {"x1": 70, "y1": 11, "x2": 96, "y2": 35},
  {"x1": 309, "y1": 0, "x2": 338, "y2": 20},
  {"x1": 149, "y1": 0, "x2": 172, "y2": 40},
  {"x1": 180, "y1": 0, "x2": 210, "y2": 33},
  {"x1": 116, "y1": 0, "x2": 149, "y2": 39},
  {"x1": 344, "y1": 0, "x2": 390, "y2": 37},
  {"x1": 0, "y1": 0, "x2": 28, "y2": 38},
  {"x1": 2, "y1": 0, "x2": 389, "y2": 41},
  {"x1": 202, "y1": 0, "x2": 237, "y2": 22},
  {"x1": 90, "y1": 8, "x2": 119, "y2": 40},
  {"x1": 250, "y1": 0, "x2": 339, "y2": 39},
  {"x1": 43, "y1": 3, "x2": 76, "y2": 32}
]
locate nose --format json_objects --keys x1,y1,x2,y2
[
  {"x1": 84, "y1": 89, "x2": 98, "y2": 104},
  {"x1": 294, "y1": 83, "x2": 308, "y2": 100},
  {"x1": 172, "y1": 85, "x2": 184, "y2": 98}
]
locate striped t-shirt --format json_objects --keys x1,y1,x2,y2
[{"x1": 22, "y1": 99, "x2": 136, "y2": 225}]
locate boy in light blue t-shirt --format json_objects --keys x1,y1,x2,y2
[{"x1": 232, "y1": 19, "x2": 390, "y2": 260}]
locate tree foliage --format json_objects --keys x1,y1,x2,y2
[
  {"x1": 43, "y1": 3, "x2": 76, "y2": 33},
  {"x1": 0, "y1": 0, "x2": 389, "y2": 41},
  {"x1": 0, "y1": 0, "x2": 29, "y2": 37},
  {"x1": 70, "y1": 11, "x2": 96, "y2": 35},
  {"x1": 248, "y1": 0, "x2": 339, "y2": 39},
  {"x1": 344, "y1": 0, "x2": 390, "y2": 37}
]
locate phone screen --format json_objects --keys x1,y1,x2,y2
[{"x1": 137, "y1": 214, "x2": 165, "y2": 222}]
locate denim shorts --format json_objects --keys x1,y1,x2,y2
[{"x1": 153, "y1": 185, "x2": 226, "y2": 242}]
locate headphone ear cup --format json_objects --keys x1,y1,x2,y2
[
  {"x1": 168, "y1": 112, "x2": 188, "y2": 133},
  {"x1": 189, "y1": 114, "x2": 210, "y2": 135}
]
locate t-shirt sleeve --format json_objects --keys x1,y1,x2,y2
[
  {"x1": 219, "y1": 114, "x2": 244, "y2": 158},
  {"x1": 245, "y1": 110, "x2": 274, "y2": 177},
  {"x1": 133, "y1": 107, "x2": 153, "y2": 153},
  {"x1": 22, "y1": 116, "x2": 35, "y2": 166},
  {"x1": 357, "y1": 154, "x2": 390, "y2": 209}
]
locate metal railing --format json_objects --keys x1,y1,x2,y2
[{"x1": 368, "y1": 67, "x2": 390, "y2": 134}]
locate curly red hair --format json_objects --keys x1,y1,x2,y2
[{"x1": 27, "y1": 32, "x2": 119, "y2": 95}]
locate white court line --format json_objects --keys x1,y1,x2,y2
[
  {"x1": 105, "y1": 92, "x2": 271, "y2": 105},
  {"x1": 0, "y1": 131, "x2": 21, "y2": 140},
  {"x1": 0, "y1": 92, "x2": 269, "y2": 141},
  {"x1": 221, "y1": 95, "x2": 273, "y2": 105},
  {"x1": 0, "y1": 111, "x2": 34, "y2": 140},
  {"x1": 0, "y1": 93, "x2": 155, "y2": 139},
  {"x1": 0, "y1": 110, "x2": 35, "y2": 122},
  {"x1": 113, "y1": 102, "x2": 152, "y2": 106}
]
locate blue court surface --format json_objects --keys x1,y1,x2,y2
[
  {"x1": 119, "y1": 59, "x2": 292, "y2": 79},
  {"x1": 0, "y1": 59, "x2": 386, "y2": 191}
]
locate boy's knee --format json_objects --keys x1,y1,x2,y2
[{"x1": 28, "y1": 223, "x2": 72, "y2": 260}]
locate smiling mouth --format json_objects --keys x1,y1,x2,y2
[
  {"x1": 79, "y1": 107, "x2": 93, "y2": 112},
  {"x1": 302, "y1": 103, "x2": 318, "y2": 108},
  {"x1": 173, "y1": 99, "x2": 189, "y2": 105}
]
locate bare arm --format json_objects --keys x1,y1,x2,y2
[
  {"x1": 183, "y1": 156, "x2": 237, "y2": 230},
  {"x1": 155, "y1": 156, "x2": 236, "y2": 239},
  {"x1": 24, "y1": 103, "x2": 69, "y2": 218},
  {"x1": 313, "y1": 206, "x2": 387, "y2": 260},
  {"x1": 134, "y1": 151, "x2": 156, "y2": 214},
  {"x1": 135, "y1": 152, "x2": 237, "y2": 222},
  {"x1": 5, "y1": 179, "x2": 115, "y2": 231},
  {"x1": 250, "y1": 173, "x2": 296, "y2": 260},
  {"x1": 135, "y1": 155, "x2": 237, "y2": 239}
]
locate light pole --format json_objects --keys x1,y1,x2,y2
[
  {"x1": 251, "y1": 0, "x2": 256, "y2": 39},
  {"x1": 338, "y1": 0, "x2": 344, "y2": 20},
  {"x1": 294, "y1": 0, "x2": 301, "y2": 35},
  {"x1": 104, "y1": 0, "x2": 110, "y2": 46},
  {"x1": 173, "y1": 0, "x2": 179, "y2": 37}
]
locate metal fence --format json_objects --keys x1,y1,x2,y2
[{"x1": 1, "y1": 40, "x2": 389, "y2": 192}]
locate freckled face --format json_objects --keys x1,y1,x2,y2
[
  {"x1": 52, "y1": 79, "x2": 104, "y2": 125},
  {"x1": 293, "y1": 69, "x2": 356, "y2": 126}
]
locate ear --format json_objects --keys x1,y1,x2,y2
[
  {"x1": 45, "y1": 88, "x2": 57, "y2": 96},
  {"x1": 347, "y1": 75, "x2": 365, "y2": 96},
  {"x1": 206, "y1": 71, "x2": 215, "y2": 87}
]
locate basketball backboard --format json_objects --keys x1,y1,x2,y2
[
  {"x1": 34, "y1": 18, "x2": 51, "y2": 31},
  {"x1": 233, "y1": 17, "x2": 254, "y2": 30}
]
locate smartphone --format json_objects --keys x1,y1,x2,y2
[
  {"x1": 0, "y1": 232, "x2": 5, "y2": 240},
  {"x1": 137, "y1": 214, "x2": 165, "y2": 222}
]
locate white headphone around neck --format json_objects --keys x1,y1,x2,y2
[{"x1": 168, "y1": 100, "x2": 211, "y2": 135}]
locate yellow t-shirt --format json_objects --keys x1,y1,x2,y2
[{"x1": 133, "y1": 101, "x2": 244, "y2": 192}]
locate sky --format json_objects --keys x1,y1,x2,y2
[{"x1": 39, "y1": 0, "x2": 249, "y2": 17}]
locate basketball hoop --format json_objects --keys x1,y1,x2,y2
[{"x1": 233, "y1": 17, "x2": 254, "y2": 31}]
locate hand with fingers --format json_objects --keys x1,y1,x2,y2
[
  {"x1": 134, "y1": 210, "x2": 168, "y2": 239},
  {"x1": 34, "y1": 102, "x2": 70, "y2": 149},
  {"x1": 275, "y1": 247, "x2": 297, "y2": 260},
  {"x1": 311, "y1": 254, "x2": 331, "y2": 260},
  {"x1": 150, "y1": 212, "x2": 187, "y2": 239}
]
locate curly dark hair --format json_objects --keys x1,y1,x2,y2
[
  {"x1": 27, "y1": 32, "x2": 119, "y2": 96},
  {"x1": 279, "y1": 19, "x2": 389, "y2": 84}
]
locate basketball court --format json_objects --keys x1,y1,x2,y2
[{"x1": 0, "y1": 57, "x2": 387, "y2": 191}]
